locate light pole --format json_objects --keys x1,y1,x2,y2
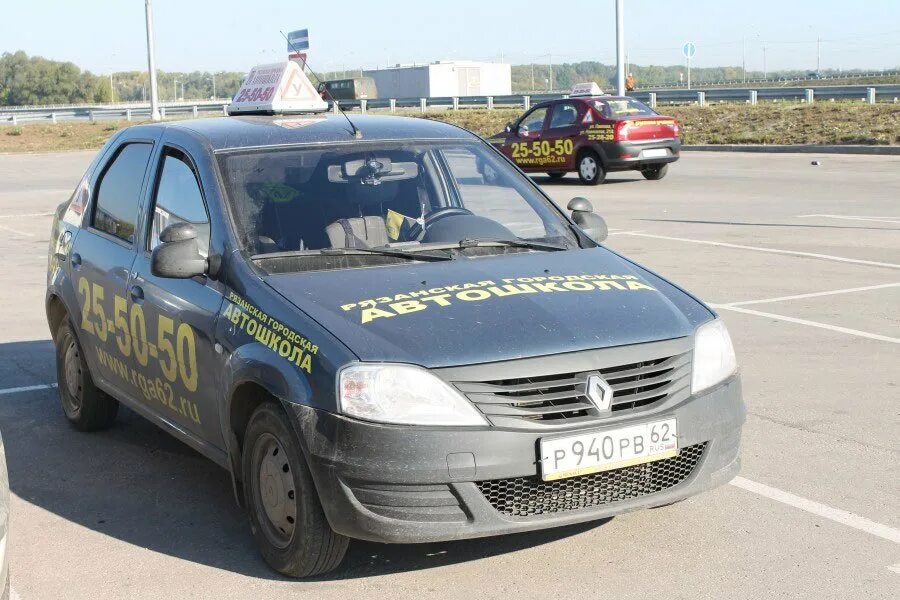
[
  {"x1": 145, "y1": 0, "x2": 161, "y2": 120},
  {"x1": 816, "y1": 37, "x2": 821, "y2": 74},
  {"x1": 615, "y1": 0, "x2": 625, "y2": 95},
  {"x1": 109, "y1": 73, "x2": 115, "y2": 103},
  {"x1": 762, "y1": 46, "x2": 767, "y2": 80},
  {"x1": 174, "y1": 79, "x2": 179, "y2": 102},
  {"x1": 742, "y1": 37, "x2": 746, "y2": 83},
  {"x1": 211, "y1": 73, "x2": 216, "y2": 99},
  {"x1": 548, "y1": 53, "x2": 553, "y2": 91}
]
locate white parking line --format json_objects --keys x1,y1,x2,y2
[
  {"x1": 607, "y1": 230, "x2": 645, "y2": 236},
  {"x1": 888, "y1": 564, "x2": 900, "y2": 575},
  {"x1": 0, "y1": 383, "x2": 57, "y2": 396},
  {"x1": 0, "y1": 224, "x2": 35, "y2": 237},
  {"x1": 721, "y1": 283, "x2": 900, "y2": 307},
  {"x1": 0, "y1": 212, "x2": 53, "y2": 219},
  {"x1": 10, "y1": 586, "x2": 21, "y2": 600},
  {"x1": 730, "y1": 476, "x2": 900, "y2": 545},
  {"x1": 711, "y1": 304, "x2": 900, "y2": 344},
  {"x1": 616, "y1": 231, "x2": 900, "y2": 269},
  {"x1": 798, "y1": 214, "x2": 900, "y2": 225}
]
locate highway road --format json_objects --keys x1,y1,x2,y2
[{"x1": 0, "y1": 150, "x2": 897, "y2": 599}]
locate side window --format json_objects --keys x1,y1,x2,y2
[
  {"x1": 149, "y1": 150, "x2": 210, "y2": 257},
  {"x1": 93, "y1": 143, "x2": 153, "y2": 243},
  {"x1": 549, "y1": 102, "x2": 579, "y2": 128},
  {"x1": 518, "y1": 107, "x2": 548, "y2": 133}
]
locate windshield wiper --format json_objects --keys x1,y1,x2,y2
[
  {"x1": 457, "y1": 238, "x2": 569, "y2": 252},
  {"x1": 318, "y1": 246, "x2": 453, "y2": 262}
]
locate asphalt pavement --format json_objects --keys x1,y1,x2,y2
[{"x1": 0, "y1": 149, "x2": 897, "y2": 599}]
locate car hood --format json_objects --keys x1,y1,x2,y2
[{"x1": 264, "y1": 248, "x2": 710, "y2": 368}]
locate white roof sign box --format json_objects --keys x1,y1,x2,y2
[
  {"x1": 228, "y1": 61, "x2": 327, "y2": 115},
  {"x1": 570, "y1": 82, "x2": 604, "y2": 97}
]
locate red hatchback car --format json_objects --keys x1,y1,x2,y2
[{"x1": 490, "y1": 88, "x2": 680, "y2": 185}]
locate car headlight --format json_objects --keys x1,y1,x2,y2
[
  {"x1": 691, "y1": 318, "x2": 737, "y2": 394},
  {"x1": 339, "y1": 364, "x2": 488, "y2": 426}
]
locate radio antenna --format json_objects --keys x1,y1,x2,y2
[{"x1": 280, "y1": 30, "x2": 361, "y2": 139}]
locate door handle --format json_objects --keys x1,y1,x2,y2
[
  {"x1": 70, "y1": 253, "x2": 82, "y2": 268},
  {"x1": 130, "y1": 285, "x2": 144, "y2": 303}
]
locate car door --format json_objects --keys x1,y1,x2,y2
[
  {"x1": 69, "y1": 139, "x2": 155, "y2": 399},
  {"x1": 128, "y1": 144, "x2": 225, "y2": 446},
  {"x1": 543, "y1": 100, "x2": 583, "y2": 171},
  {"x1": 502, "y1": 105, "x2": 550, "y2": 172}
]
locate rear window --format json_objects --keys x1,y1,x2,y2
[
  {"x1": 593, "y1": 98, "x2": 657, "y2": 119},
  {"x1": 93, "y1": 142, "x2": 153, "y2": 243}
]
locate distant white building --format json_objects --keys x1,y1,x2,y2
[{"x1": 362, "y1": 61, "x2": 512, "y2": 99}]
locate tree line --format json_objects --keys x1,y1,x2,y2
[
  {"x1": 0, "y1": 51, "x2": 244, "y2": 106},
  {"x1": 1, "y1": 51, "x2": 896, "y2": 106}
]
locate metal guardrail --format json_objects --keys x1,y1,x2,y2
[
  {"x1": 2, "y1": 85, "x2": 898, "y2": 125},
  {"x1": 0, "y1": 102, "x2": 230, "y2": 125}
]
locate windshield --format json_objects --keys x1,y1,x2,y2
[
  {"x1": 217, "y1": 140, "x2": 577, "y2": 260},
  {"x1": 593, "y1": 98, "x2": 657, "y2": 119}
]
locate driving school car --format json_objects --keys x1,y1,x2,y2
[
  {"x1": 45, "y1": 61, "x2": 743, "y2": 578},
  {"x1": 490, "y1": 82, "x2": 681, "y2": 184}
]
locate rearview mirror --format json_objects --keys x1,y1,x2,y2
[
  {"x1": 567, "y1": 197, "x2": 608, "y2": 243},
  {"x1": 151, "y1": 222, "x2": 207, "y2": 279}
]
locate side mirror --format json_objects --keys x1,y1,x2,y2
[
  {"x1": 504, "y1": 121, "x2": 514, "y2": 133},
  {"x1": 151, "y1": 222, "x2": 207, "y2": 279},
  {"x1": 567, "y1": 197, "x2": 608, "y2": 243}
]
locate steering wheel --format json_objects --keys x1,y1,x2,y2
[{"x1": 405, "y1": 207, "x2": 474, "y2": 241}]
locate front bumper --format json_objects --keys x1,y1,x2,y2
[
  {"x1": 602, "y1": 138, "x2": 681, "y2": 170},
  {"x1": 291, "y1": 374, "x2": 743, "y2": 544}
]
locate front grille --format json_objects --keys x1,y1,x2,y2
[
  {"x1": 452, "y1": 348, "x2": 691, "y2": 428},
  {"x1": 476, "y1": 442, "x2": 707, "y2": 517}
]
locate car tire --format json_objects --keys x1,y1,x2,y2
[
  {"x1": 54, "y1": 320, "x2": 118, "y2": 431},
  {"x1": 546, "y1": 172, "x2": 565, "y2": 180},
  {"x1": 243, "y1": 402, "x2": 348, "y2": 578},
  {"x1": 640, "y1": 164, "x2": 669, "y2": 180},
  {"x1": 577, "y1": 152, "x2": 605, "y2": 185}
]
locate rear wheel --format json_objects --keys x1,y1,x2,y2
[
  {"x1": 577, "y1": 152, "x2": 605, "y2": 185},
  {"x1": 243, "y1": 402, "x2": 348, "y2": 577},
  {"x1": 640, "y1": 164, "x2": 669, "y2": 180},
  {"x1": 54, "y1": 321, "x2": 118, "y2": 431}
]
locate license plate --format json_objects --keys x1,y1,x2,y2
[
  {"x1": 539, "y1": 418, "x2": 677, "y2": 481},
  {"x1": 642, "y1": 148, "x2": 669, "y2": 158}
]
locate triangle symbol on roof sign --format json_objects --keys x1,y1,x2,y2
[
  {"x1": 582, "y1": 110, "x2": 594, "y2": 124},
  {"x1": 281, "y1": 66, "x2": 319, "y2": 101}
]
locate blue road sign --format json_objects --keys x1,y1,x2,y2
[
  {"x1": 287, "y1": 29, "x2": 310, "y2": 52},
  {"x1": 682, "y1": 42, "x2": 696, "y2": 59}
]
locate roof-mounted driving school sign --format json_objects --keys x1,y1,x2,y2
[
  {"x1": 227, "y1": 61, "x2": 328, "y2": 115},
  {"x1": 570, "y1": 82, "x2": 604, "y2": 97}
]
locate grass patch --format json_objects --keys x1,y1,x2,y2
[
  {"x1": 402, "y1": 102, "x2": 899, "y2": 145},
  {"x1": 1, "y1": 102, "x2": 897, "y2": 153}
]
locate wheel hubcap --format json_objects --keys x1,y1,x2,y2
[
  {"x1": 63, "y1": 339, "x2": 83, "y2": 410},
  {"x1": 255, "y1": 434, "x2": 297, "y2": 547},
  {"x1": 580, "y1": 157, "x2": 597, "y2": 180}
]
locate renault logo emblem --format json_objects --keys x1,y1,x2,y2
[{"x1": 585, "y1": 374, "x2": 613, "y2": 412}]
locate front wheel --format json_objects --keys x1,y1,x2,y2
[
  {"x1": 577, "y1": 152, "x2": 605, "y2": 185},
  {"x1": 641, "y1": 164, "x2": 669, "y2": 180},
  {"x1": 54, "y1": 320, "x2": 118, "y2": 431},
  {"x1": 243, "y1": 402, "x2": 348, "y2": 577}
]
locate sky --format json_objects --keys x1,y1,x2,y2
[{"x1": 1, "y1": 0, "x2": 898, "y2": 75}]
